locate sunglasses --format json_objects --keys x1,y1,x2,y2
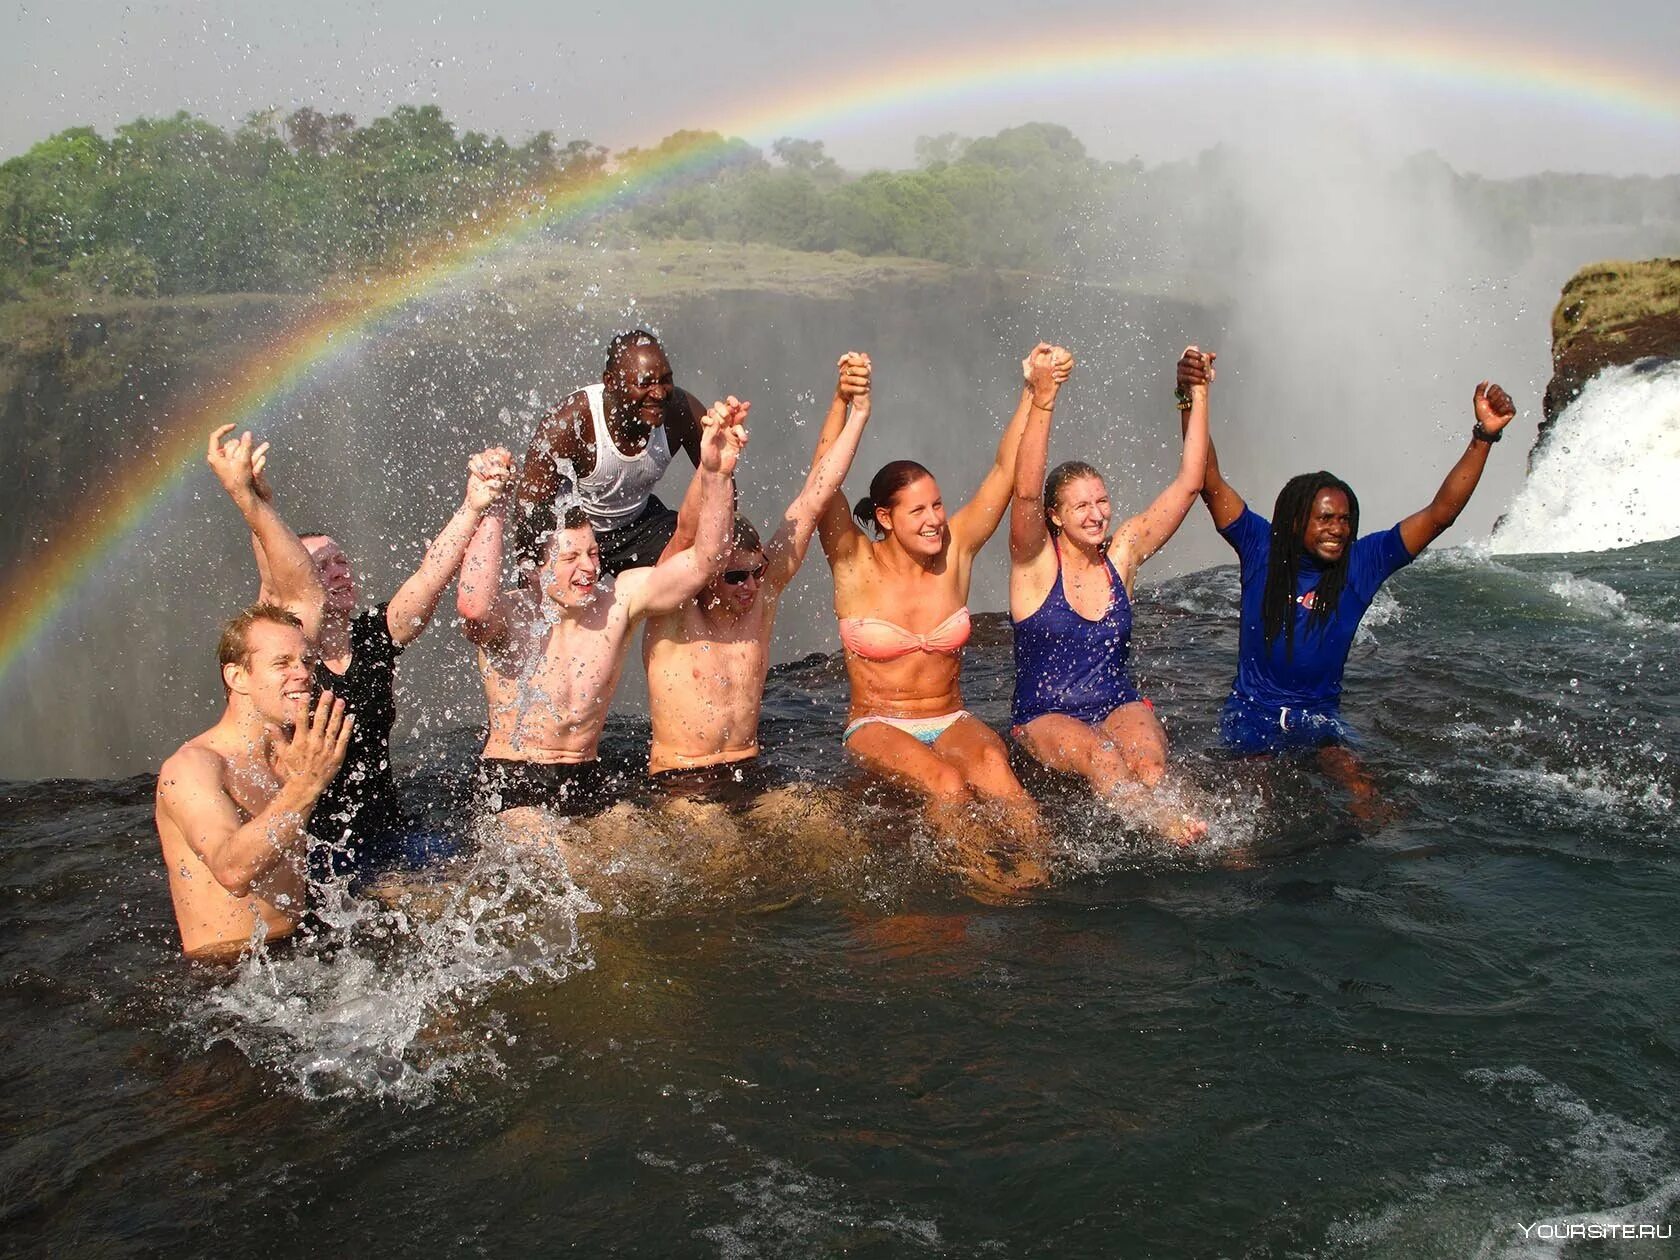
[{"x1": 723, "y1": 564, "x2": 767, "y2": 585}]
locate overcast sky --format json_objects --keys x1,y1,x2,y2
[{"x1": 5, "y1": 0, "x2": 1678, "y2": 175}]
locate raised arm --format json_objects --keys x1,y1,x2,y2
[
  {"x1": 624, "y1": 401, "x2": 745, "y2": 620},
  {"x1": 509, "y1": 397, "x2": 586, "y2": 575},
  {"x1": 158, "y1": 694, "x2": 349, "y2": 897},
  {"x1": 210, "y1": 425, "x2": 324, "y2": 641},
  {"x1": 1177, "y1": 348, "x2": 1245, "y2": 530},
  {"x1": 1113, "y1": 345, "x2": 1212, "y2": 575},
  {"x1": 456, "y1": 501, "x2": 517, "y2": 649},
  {"x1": 950, "y1": 342, "x2": 1061, "y2": 556},
  {"x1": 1398, "y1": 382, "x2": 1516, "y2": 556},
  {"x1": 806, "y1": 357, "x2": 873, "y2": 571},
  {"x1": 767, "y1": 353, "x2": 873, "y2": 587},
  {"x1": 384, "y1": 446, "x2": 512, "y2": 645},
  {"x1": 657, "y1": 396, "x2": 751, "y2": 563},
  {"x1": 666, "y1": 388, "x2": 708, "y2": 467},
  {"x1": 1008, "y1": 345, "x2": 1073, "y2": 565}
]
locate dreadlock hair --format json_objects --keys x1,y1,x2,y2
[
  {"x1": 853, "y1": 460, "x2": 934, "y2": 538},
  {"x1": 1043, "y1": 460, "x2": 1104, "y2": 536},
  {"x1": 1262, "y1": 472, "x2": 1359, "y2": 658}
]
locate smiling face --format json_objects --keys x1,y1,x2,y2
[
  {"x1": 1301, "y1": 488, "x2": 1354, "y2": 563},
  {"x1": 876, "y1": 474, "x2": 947, "y2": 558},
  {"x1": 224, "y1": 618, "x2": 316, "y2": 728},
  {"x1": 1049, "y1": 473, "x2": 1112, "y2": 549},
  {"x1": 541, "y1": 523, "x2": 602, "y2": 609},
  {"x1": 604, "y1": 341, "x2": 676, "y2": 431},
  {"x1": 303, "y1": 535, "x2": 356, "y2": 617},
  {"x1": 702, "y1": 546, "x2": 768, "y2": 616}
]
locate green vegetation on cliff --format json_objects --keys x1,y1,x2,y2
[
  {"x1": 7, "y1": 105, "x2": 1678, "y2": 307},
  {"x1": 1552, "y1": 257, "x2": 1680, "y2": 363}
]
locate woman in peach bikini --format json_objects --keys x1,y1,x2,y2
[{"x1": 812, "y1": 344, "x2": 1071, "y2": 886}]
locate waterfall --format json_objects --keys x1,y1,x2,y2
[{"x1": 1491, "y1": 360, "x2": 1680, "y2": 555}]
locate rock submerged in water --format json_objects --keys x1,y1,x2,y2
[{"x1": 1541, "y1": 257, "x2": 1680, "y2": 456}]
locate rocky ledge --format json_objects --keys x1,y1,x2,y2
[{"x1": 1544, "y1": 258, "x2": 1680, "y2": 438}]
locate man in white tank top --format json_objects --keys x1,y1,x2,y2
[{"x1": 511, "y1": 330, "x2": 708, "y2": 576}]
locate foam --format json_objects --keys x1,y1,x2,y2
[
  {"x1": 1492, "y1": 361, "x2": 1680, "y2": 555},
  {"x1": 187, "y1": 833, "x2": 596, "y2": 1102}
]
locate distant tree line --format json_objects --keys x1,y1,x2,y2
[
  {"x1": 2, "y1": 105, "x2": 1676, "y2": 302},
  {"x1": 0, "y1": 105, "x2": 606, "y2": 299}
]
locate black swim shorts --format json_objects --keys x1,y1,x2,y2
[
  {"x1": 596, "y1": 495, "x2": 682, "y2": 576},
  {"x1": 649, "y1": 757, "x2": 784, "y2": 810},
  {"x1": 478, "y1": 758, "x2": 615, "y2": 817}
]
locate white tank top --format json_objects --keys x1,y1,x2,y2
[{"x1": 573, "y1": 382, "x2": 674, "y2": 529}]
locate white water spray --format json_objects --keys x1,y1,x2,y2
[{"x1": 1491, "y1": 360, "x2": 1680, "y2": 555}]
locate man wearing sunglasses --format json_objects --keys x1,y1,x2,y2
[{"x1": 642, "y1": 353, "x2": 874, "y2": 803}]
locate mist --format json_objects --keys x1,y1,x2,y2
[{"x1": 3, "y1": 106, "x2": 1677, "y2": 778}]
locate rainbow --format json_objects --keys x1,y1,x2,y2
[{"x1": 2, "y1": 22, "x2": 1677, "y2": 694}]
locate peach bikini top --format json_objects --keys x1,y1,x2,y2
[{"x1": 837, "y1": 606, "x2": 972, "y2": 662}]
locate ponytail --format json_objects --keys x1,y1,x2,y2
[{"x1": 855, "y1": 460, "x2": 934, "y2": 539}]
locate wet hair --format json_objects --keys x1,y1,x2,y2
[
  {"x1": 1263, "y1": 472, "x2": 1359, "y2": 658},
  {"x1": 731, "y1": 514, "x2": 763, "y2": 554},
  {"x1": 217, "y1": 603, "x2": 303, "y2": 681},
  {"x1": 558, "y1": 504, "x2": 591, "y2": 532},
  {"x1": 604, "y1": 329, "x2": 661, "y2": 372},
  {"x1": 1043, "y1": 460, "x2": 1104, "y2": 536},
  {"x1": 853, "y1": 460, "x2": 934, "y2": 538}
]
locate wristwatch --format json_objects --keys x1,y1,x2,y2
[
  {"x1": 1173, "y1": 386, "x2": 1193, "y2": 412},
  {"x1": 1472, "y1": 421, "x2": 1502, "y2": 444}
]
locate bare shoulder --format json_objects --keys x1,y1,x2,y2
[
  {"x1": 642, "y1": 600, "x2": 687, "y2": 643},
  {"x1": 531, "y1": 390, "x2": 594, "y2": 455},
  {"x1": 157, "y1": 739, "x2": 226, "y2": 801},
  {"x1": 676, "y1": 387, "x2": 707, "y2": 421},
  {"x1": 828, "y1": 540, "x2": 879, "y2": 611},
  {"x1": 670, "y1": 389, "x2": 707, "y2": 453},
  {"x1": 600, "y1": 570, "x2": 643, "y2": 617}
]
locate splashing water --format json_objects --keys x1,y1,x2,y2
[
  {"x1": 1492, "y1": 359, "x2": 1680, "y2": 555},
  {"x1": 187, "y1": 832, "x2": 597, "y2": 1102}
]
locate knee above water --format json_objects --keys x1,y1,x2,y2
[
  {"x1": 1131, "y1": 752, "x2": 1167, "y2": 788},
  {"x1": 926, "y1": 763, "x2": 968, "y2": 799}
]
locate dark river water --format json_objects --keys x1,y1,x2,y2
[{"x1": 3, "y1": 538, "x2": 1678, "y2": 1258}]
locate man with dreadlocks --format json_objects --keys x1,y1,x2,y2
[{"x1": 1177, "y1": 348, "x2": 1516, "y2": 761}]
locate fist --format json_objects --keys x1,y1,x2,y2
[
  {"x1": 700, "y1": 396, "x2": 750, "y2": 475},
  {"x1": 1474, "y1": 381, "x2": 1516, "y2": 434},
  {"x1": 1177, "y1": 346, "x2": 1216, "y2": 392},
  {"x1": 467, "y1": 446, "x2": 514, "y2": 511},
  {"x1": 1049, "y1": 345, "x2": 1075, "y2": 385},
  {"x1": 1022, "y1": 342, "x2": 1062, "y2": 402},
  {"x1": 837, "y1": 351, "x2": 872, "y2": 403}
]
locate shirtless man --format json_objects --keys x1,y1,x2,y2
[
  {"x1": 642, "y1": 354, "x2": 874, "y2": 800},
  {"x1": 510, "y1": 329, "x2": 709, "y2": 576},
  {"x1": 155, "y1": 605, "x2": 352, "y2": 959},
  {"x1": 457, "y1": 398, "x2": 746, "y2": 827}
]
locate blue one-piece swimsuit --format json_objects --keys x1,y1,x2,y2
[{"x1": 1011, "y1": 539, "x2": 1144, "y2": 730}]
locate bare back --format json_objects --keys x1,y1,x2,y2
[
  {"x1": 643, "y1": 591, "x2": 782, "y2": 772},
  {"x1": 155, "y1": 736, "x2": 307, "y2": 959},
  {"x1": 476, "y1": 579, "x2": 642, "y2": 764}
]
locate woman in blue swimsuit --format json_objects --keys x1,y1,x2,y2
[{"x1": 1007, "y1": 346, "x2": 1211, "y2": 843}]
